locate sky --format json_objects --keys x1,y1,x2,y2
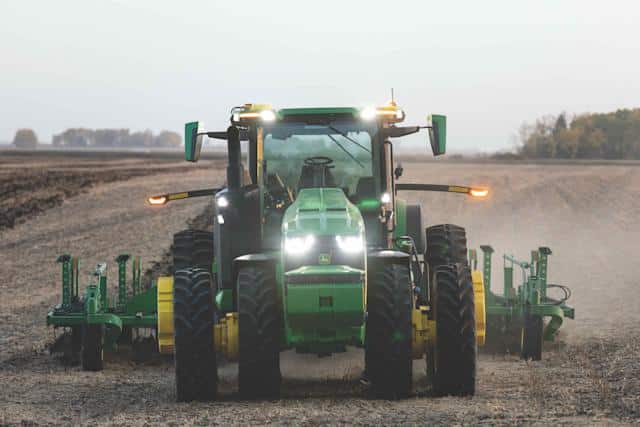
[{"x1": 1, "y1": 0, "x2": 639, "y2": 151}]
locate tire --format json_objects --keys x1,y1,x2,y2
[
  {"x1": 81, "y1": 324, "x2": 104, "y2": 371},
  {"x1": 172, "y1": 230, "x2": 214, "y2": 272},
  {"x1": 433, "y1": 263, "x2": 476, "y2": 396},
  {"x1": 521, "y1": 313, "x2": 543, "y2": 361},
  {"x1": 173, "y1": 268, "x2": 217, "y2": 402},
  {"x1": 237, "y1": 264, "x2": 282, "y2": 399},
  {"x1": 406, "y1": 204, "x2": 425, "y2": 254},
  {"x1": 425, "y1": 224, "x2": 468, "y2": 269},
  {"x1": 365, "y1": 261, "x2": 413, "y2": 399}
]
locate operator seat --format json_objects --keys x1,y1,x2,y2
[
  {"x1": 354, "y1": 176, "x2": 376, "y2": 201},
  {"x1": 298, "y1": 164, "x2": 337, "y2": 189}
]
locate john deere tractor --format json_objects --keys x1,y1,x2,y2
[
  {"x1": 47, "y1": 102, "x2": 493, "y2": 400},
  {"x1": 151, "y1": 103, "x2": 490, "y2": 400}
]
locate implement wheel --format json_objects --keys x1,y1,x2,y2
[
  {"x1": 433, "y1": 263, "x2": 476, "y2": 396},
  {"x1": 365, "y1": 261, "x2": 413, "y2": 399},
  {"x1": 237, "y1": 263, "x2": 282, "y2": 399},
  {"x1": 521, "y1": 313, "x2": 543, "y2": 361},
  {"x1": 81, "y1": 324, "x2": 104, "y2": 371},
  {"x1": 172, "y1": 230, "x2": 214, "y2": 272},
  {"x1": 173, "y1": 268, "x2": 217, "y2": 402}
]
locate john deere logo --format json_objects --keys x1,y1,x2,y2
[{"x1": 318, "y1": 253, "x2": 331, "y2": 265}]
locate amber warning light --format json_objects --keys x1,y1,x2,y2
[
  {"x1": 147, "y1": 195, "x2": 168, "y2": 206},
  {"x1": 469, "y1": 188, "x2": 489, "y2": 198}
]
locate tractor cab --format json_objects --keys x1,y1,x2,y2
[{"x1": 184, "y1": 104, "x2": 446, "y2": 255}]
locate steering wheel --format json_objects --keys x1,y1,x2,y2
[{"x1": 304, "y1": 156, "x2": 334, "y2": 167}]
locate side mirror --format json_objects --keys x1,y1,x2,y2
[
  {"x1": 184, "y1": 121, "x2": 204, "y2": 162},
  {"x1": 428, "y1": 114, "x2": 446, "y2": 156}
]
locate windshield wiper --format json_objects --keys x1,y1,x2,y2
[
  {"x1": 327, "y1": 134, "x2": 364, "y2": 168},
  {"x1": 327, "y1": 125, "x2": 371, "y2": 154}
]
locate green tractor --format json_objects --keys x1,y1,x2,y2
[
  {"x1": 47, "y1": 102, "x2": 494, "y2": 400},
  {"x1": 151, "y1": 103, "x2": 489, "y2": 400}
]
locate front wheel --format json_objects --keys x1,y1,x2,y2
[
  {"x1": 173, "y1": 268, "x2": 217, "y2": 402},
  {"x1": 365, "y1": 261, "x2": 413, "y2": 399},
  {"x1": 237, "y1": 263, "x2": 282, "y2": 399}
]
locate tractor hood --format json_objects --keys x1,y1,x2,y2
[{"x1": 282, "y1": 188, "x2": 364, "y2": 236}]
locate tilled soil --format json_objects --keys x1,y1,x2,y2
[
  {"x1": 0, "y1": 151, "x2": 215, "y2": 230},
  {"x1": 1, "y1": 155, "x2": 639, "y2": 425}
]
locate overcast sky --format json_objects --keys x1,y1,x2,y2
[{"x1": 1, "y1": 0, "x2": 639, "y2": 150}]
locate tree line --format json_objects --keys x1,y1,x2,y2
[
  {"x1": 518, "y1": 108, "x2": 640, "y2": 159},
  {"x1": 52, "y1": 129, "x2": 181, "y2": 148},
  {"x1": 11, "y1": 128, "x2": 182, "y2": 149}
]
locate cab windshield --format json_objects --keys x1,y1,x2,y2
[{"x1": 262, "y1": 121, "x2": 375, "y2": 198}]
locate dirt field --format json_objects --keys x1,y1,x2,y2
[{"x1": 1, "y1": 152, "x2": 639, "y2": 425}]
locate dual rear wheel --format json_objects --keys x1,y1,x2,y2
[{"x1": 426, "y1": 224, "x2": 477, "y2": 397}]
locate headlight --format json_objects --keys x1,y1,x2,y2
[
  {"x1": 259, "y1": 109, "x2": 276, "y2": 122},
  {"x1": 284, "y1": 235, "x2": 315, "y2": 255},
  {"x1": 336, "y1": 235, "x2": 364, "y2": 254},
  {"x1": 217, "y1": 196, "x2": 229, "y2": 208},
  {"x1": 360, "y1": 106, "x2": 377, "y2": 120}
]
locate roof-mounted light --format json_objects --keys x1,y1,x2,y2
[
  {"x1": 231, "y1": 103, "x2": 276, "y2": 124},
  {"x1": 360, "y1": 103, "x2": 405, "y2": 123}
]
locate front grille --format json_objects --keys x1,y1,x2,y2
[
  {"x1": 284, "y1": 235, "x2": 365, "y2": 271},
  {"x1": 286, "y1": 272, "x2": 363, "y2": 285}
]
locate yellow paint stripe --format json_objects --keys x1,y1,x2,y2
[
  {"x1": 448, "y1": 186, "x2": 469, "y2": 194},
  {"x1": 168, "y1": 192, "x2": 188, "y2": 201}
]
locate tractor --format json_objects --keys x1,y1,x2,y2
[
  {"x1": 150, "y1": 103, "x2": 490, "y2": 400},
  {"x1": 47, "y1": 102, "x2": 495, "y2": 400}
]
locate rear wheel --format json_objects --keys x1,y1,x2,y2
[
  {"x1": 433, "y1": 263, "x2": 476, "y2": 396},
  {"x1": 81, "y1": 324, "x2": 104, "y2": 371},
  {"x1": 172, "y1": 230, "x2": 214, "y2": 272},
  {"x1": 237, "y1": 263, "x2": 282, "y2": 399},
  {"x1": 365, "y1": 261, "x2": 413, "y2": 399},
  {"x1": 173, "y1": 268, "x2": 217, "y2": 402},
  {"x1": 425, "y1": 224, "x2": 470, "y2": 388},
  {"x1": 521, "y1": 313, "x2": 543, "y2": 361},
  {"x1": 425, "y1": 224, "x2": 468, "y2": 270}
]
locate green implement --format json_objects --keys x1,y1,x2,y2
[{"x1": 471, "y1": 245, "x2": 575, "y2": 360}]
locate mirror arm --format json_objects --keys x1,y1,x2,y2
[
  {"x1": 204, "y1": 129, "x2": 249, "y2": 141},
  {"x1": 383, "y1": 126, "x2": 421, "y2": 138}
]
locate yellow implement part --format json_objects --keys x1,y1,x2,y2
[
  {"x1": 412, "y1": 305, "x2": 435, "y2": 359},
  {"x1": 214, "y1": 313, "x2": 239, "y2": 361},
  {"x1": 157, "y1": 276, "x2": 174, "y2": 354},
  {"x1": 472, "y1": 270, "x2": 486, "y2": 346},
  {"x1": 156, "y1": 275, "x2": 239, "y2": 360}
]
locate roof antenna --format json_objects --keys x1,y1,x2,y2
[{"x1": 390, "y1": 88, "x2": 395, "y2": 106}]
